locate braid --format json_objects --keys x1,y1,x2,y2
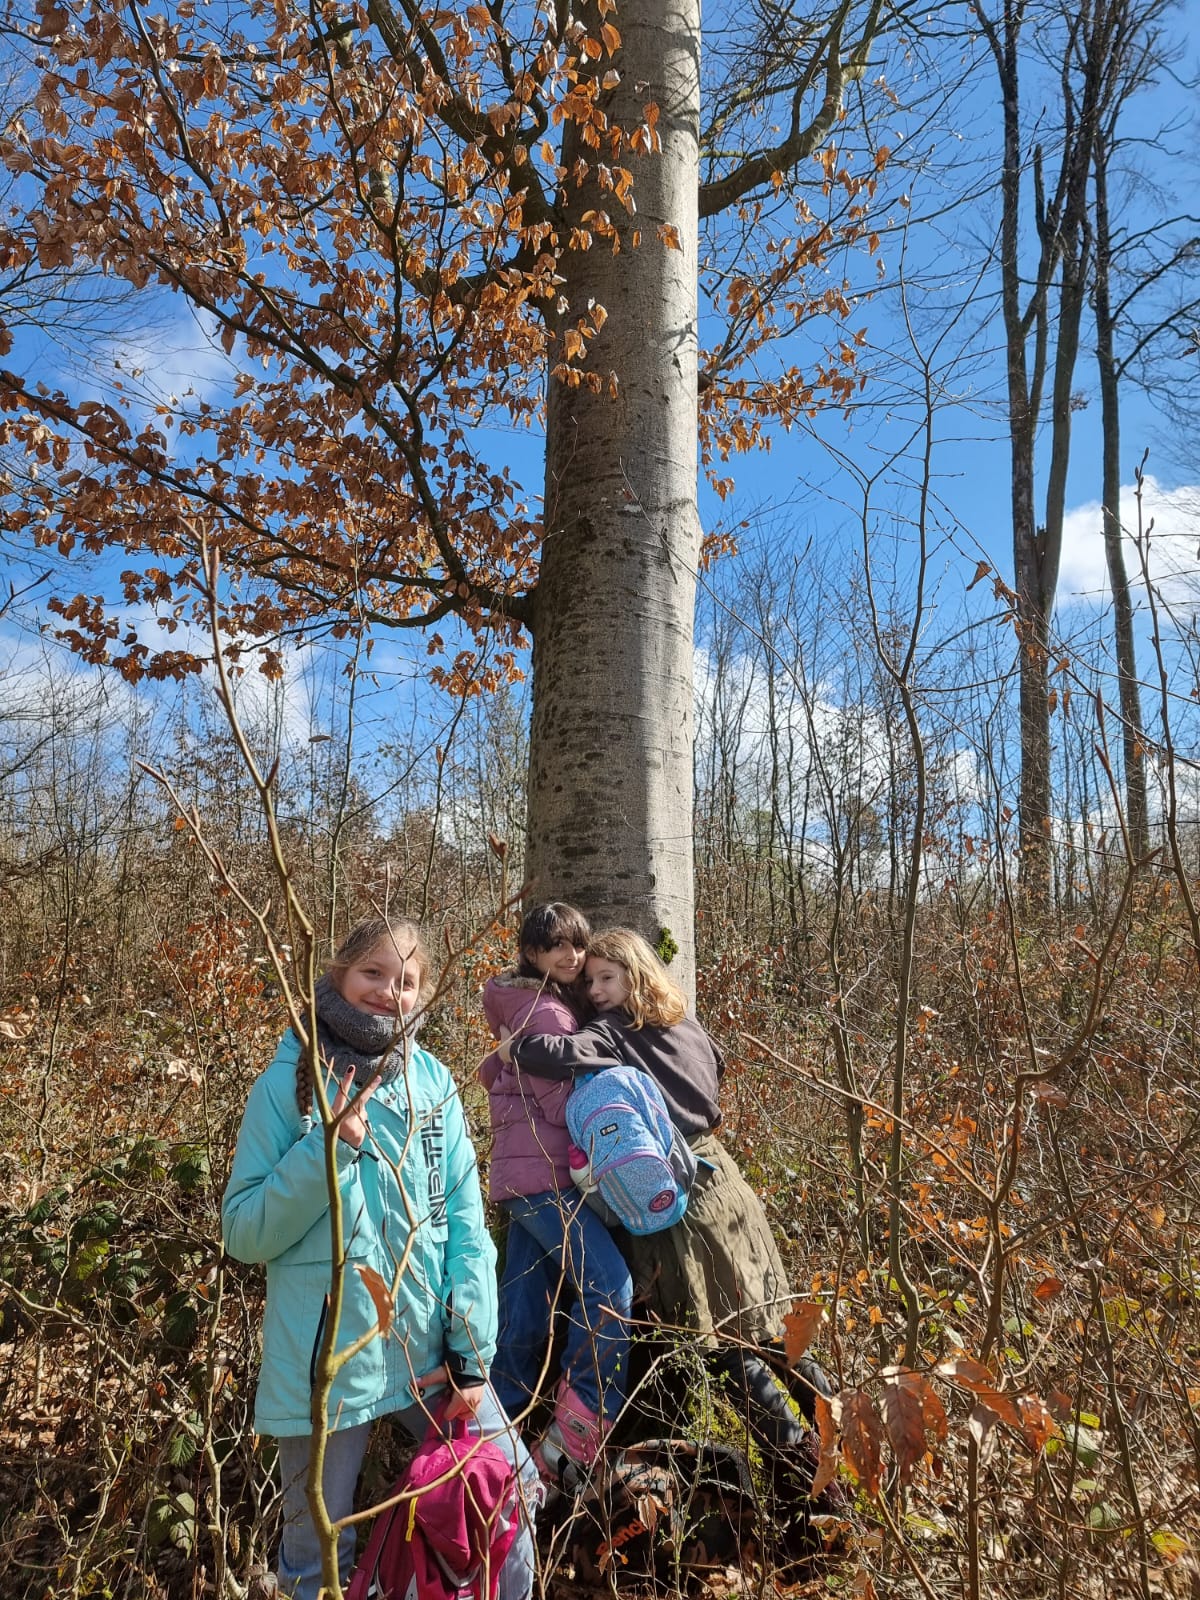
[{"x1": 294, "y1": 1042, "x2": 315, "y2": 1119}]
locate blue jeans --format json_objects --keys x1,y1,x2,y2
[
  {"x1": 491, "y1": 1190, "x2": 632, "y2": 1427},
  {"x1": 274, "y1": 1387, "x2": 539, "y2": 1600}
]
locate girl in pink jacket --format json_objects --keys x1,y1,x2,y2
[{"x1": 481, "y1": 903, "x2": 631, "y2": 1491}]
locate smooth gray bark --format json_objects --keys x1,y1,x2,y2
[{"x1": 526, "y1": 0, "x2": 702, "y2": 989}]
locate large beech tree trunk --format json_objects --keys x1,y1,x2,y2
[
  {"x1": 525, "y1": 0, "x2": 701, "y2": 991},
  {"x1": 2, "y1": 0, "x2": 878, "y2": 1000}
]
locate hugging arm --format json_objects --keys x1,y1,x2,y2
[
  {"x1": 706, "y1": 1028, "x2": 728, "y2": 1085},
  {"x1": 509, "y1": 1020, "x2": 622, "y2": 1079}
]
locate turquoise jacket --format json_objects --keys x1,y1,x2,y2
[{"x1": 222, "y1": 1029, "x2": 497, "y2": 1437}]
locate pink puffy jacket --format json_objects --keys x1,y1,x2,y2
[{"x1": 480, "y1": 975, "x2": 578, "y2": 1202}]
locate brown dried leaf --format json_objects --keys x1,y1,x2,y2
[
  {"x1": 839, "y1": 1389, "x2": 883, "y2": 1499},
  {"x1": 782, "y1": 1299, "x2": 826, "y2": 1366},
  {"x1": 981, "y1": 1385, "x2": 1025, "y2": 1431},
  {"x1": 967, "y1": 1400, "x2": 999, "y2": 1463},
  {"x1": 1047, "y1": 1387, "x2": 1074, "y2": 1424},
  {"x1": 966, "y1": 559, "x2": 991, "y2": 590},
  {"x1": 990, "y1": 1384, "x2": 1029, "y2": 1430},
  {"x1": 936, "y1": 1354, "x2": 992, "y2": 1391},
  {"x1": 937, "y1": 1356, "x2": 1024, "y2": 1432},
  {"x1": 809, "y1": 1391, "x2": 840, "y2": 1500},
  {"x1": 1033, "y1": 1275, "x2": 1065, "y2": 1301},
  {"x1": 886, "y1": 1367, "x2": 948, "y2": 1445},
  {"x1": 908, "y1": 1371, "x2": 949, "y2": 1443},
  {"x1": 355, "y1": 1264, "x2": 393, "y2": 1337},
  {"x1": 881, "y1": 1378, "x2": 926, "y2": 1485},
  {"x1": 1017, "y1": 1393, "x2": 1054, "y2": 1452},
  {"x1": 634, "y1": 1489, "x2": 666, "y2": 1535}
]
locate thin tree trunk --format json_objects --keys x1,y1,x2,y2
[
  {"x1": 1093, "y1": 129, "x2": 1150, "y2": 858},
  {"x1": 978, "y1": 0, "x2": 1105, "y2": 906},
  {"x1": 985, "y1": 0, "x2": 1055, "y2": 903}
]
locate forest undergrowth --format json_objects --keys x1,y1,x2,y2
[{"x1": 2, "y1": 839, "x2": 1197, "y2": 1600}]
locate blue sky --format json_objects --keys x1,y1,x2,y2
[{"x1": 3, "y1": 0, "x2": 1199, "y2": 777}]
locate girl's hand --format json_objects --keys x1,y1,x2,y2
[
  {"x1": 330, "y1": 1068, "x2": 380, "y2": 1149},
  {"x1": 414, "y1": 1365, "x2": 486, "y2": 1422},
  {"x1": 444, "y1": 1381, "x2": 487, "y2": 1422},
  {"x1": 415, "y1": 1363, "x2": 448, "y2": 1397},
  {"x1": 497, "y1": 1024, "x2": 513, "y2": 1064}
]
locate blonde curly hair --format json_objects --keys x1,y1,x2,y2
[{"x1": 586, "y1": 928, "x2": 686, "y2": 1029}]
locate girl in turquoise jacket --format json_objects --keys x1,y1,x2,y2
[{"x1": 222, "y1": 916, "x2": 538, "y2": 1600}]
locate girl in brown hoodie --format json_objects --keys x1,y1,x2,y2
[{"x1": 502, "y1": 928, "x2": 837, "y2": 1530}]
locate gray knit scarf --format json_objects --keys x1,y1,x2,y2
[{"x1": 314, "y1": 973, "x2": 418, "y2": 1088}]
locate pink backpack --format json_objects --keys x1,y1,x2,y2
[{"x1": 345, "y1": 1418, "x2": 520, "y2": 1600}]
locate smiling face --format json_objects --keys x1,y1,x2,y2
[
  {"x1": 337, "y1": 941, "x2": 422, "y2": 1019},
  {"x1": 524, "y1": 937, "x2": 587, "y2": 986},
  {"x1": 584, "y1": 955, "x2": 632, "y2": 1013}
]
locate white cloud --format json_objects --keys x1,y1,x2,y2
[
  {"x1": 693, "y1": 640, "x2": 985, "y2": 847},
  {"x1": 76, "y1": 305, "x2": 233, "y2": 425},
  {"x1": 113, "y1": 600, "x2": 325, "y2": 755},
  {"x1": 0, "y1": 625, "x2": 161, "y2": 780},
  {"x1": 1058, "y1": 475, "x2": 1200, "y2": 606},
  {"x1": 1, "y1": 602, "x2": 323, "y2": 768}
]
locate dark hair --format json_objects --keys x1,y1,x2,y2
[{"x1": 515, "y1": 901, "x2": 591, "y2": 979}]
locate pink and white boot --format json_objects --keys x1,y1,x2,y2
[{"x1": 532, "y1": 1382, "x2": 608, "y2": 1497}]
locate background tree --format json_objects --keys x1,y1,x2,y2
[
  {"x1": 971, "y1": 0, "x2": 1106, "y2": 902},
  {"x1": 1090, "y1": 0, "x2": 1198, "y2": 860},
  {"x1": 968, "y1": 0, "x2": 1199, "y2": 893}
]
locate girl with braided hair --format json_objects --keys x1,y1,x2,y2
[{"x1": 223, "y1": 916, "x2": 538, "y2": 1600}]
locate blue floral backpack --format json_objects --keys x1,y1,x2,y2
[{"x1": 565, "y1": 1065, "x2": 697, "y2": 1235}]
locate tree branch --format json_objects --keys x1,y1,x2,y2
[{"x1": 698, "y1": 0, "x2": 884, "y2": 219}]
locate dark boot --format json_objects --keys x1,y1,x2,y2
[
  {"x1": 714, "y1": 1348, "x2": 847, "y2": 1554},
  {"x1": 715, "y1": 1349, "x2": 809, "y2": 1455},
  {"x1": 755, "y1": 1339, "x2": 837, "y2": 1426}
]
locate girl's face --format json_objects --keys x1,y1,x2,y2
[
  {"x1": 525, "y1": 937, "x2": 586, "y2": 985},
  {"x1": 584, "y1": 955, "x2": 631, "y2": 1012},
  {"x1": 338, "y1": 942, "x2": 422, "y2": 1019}
]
